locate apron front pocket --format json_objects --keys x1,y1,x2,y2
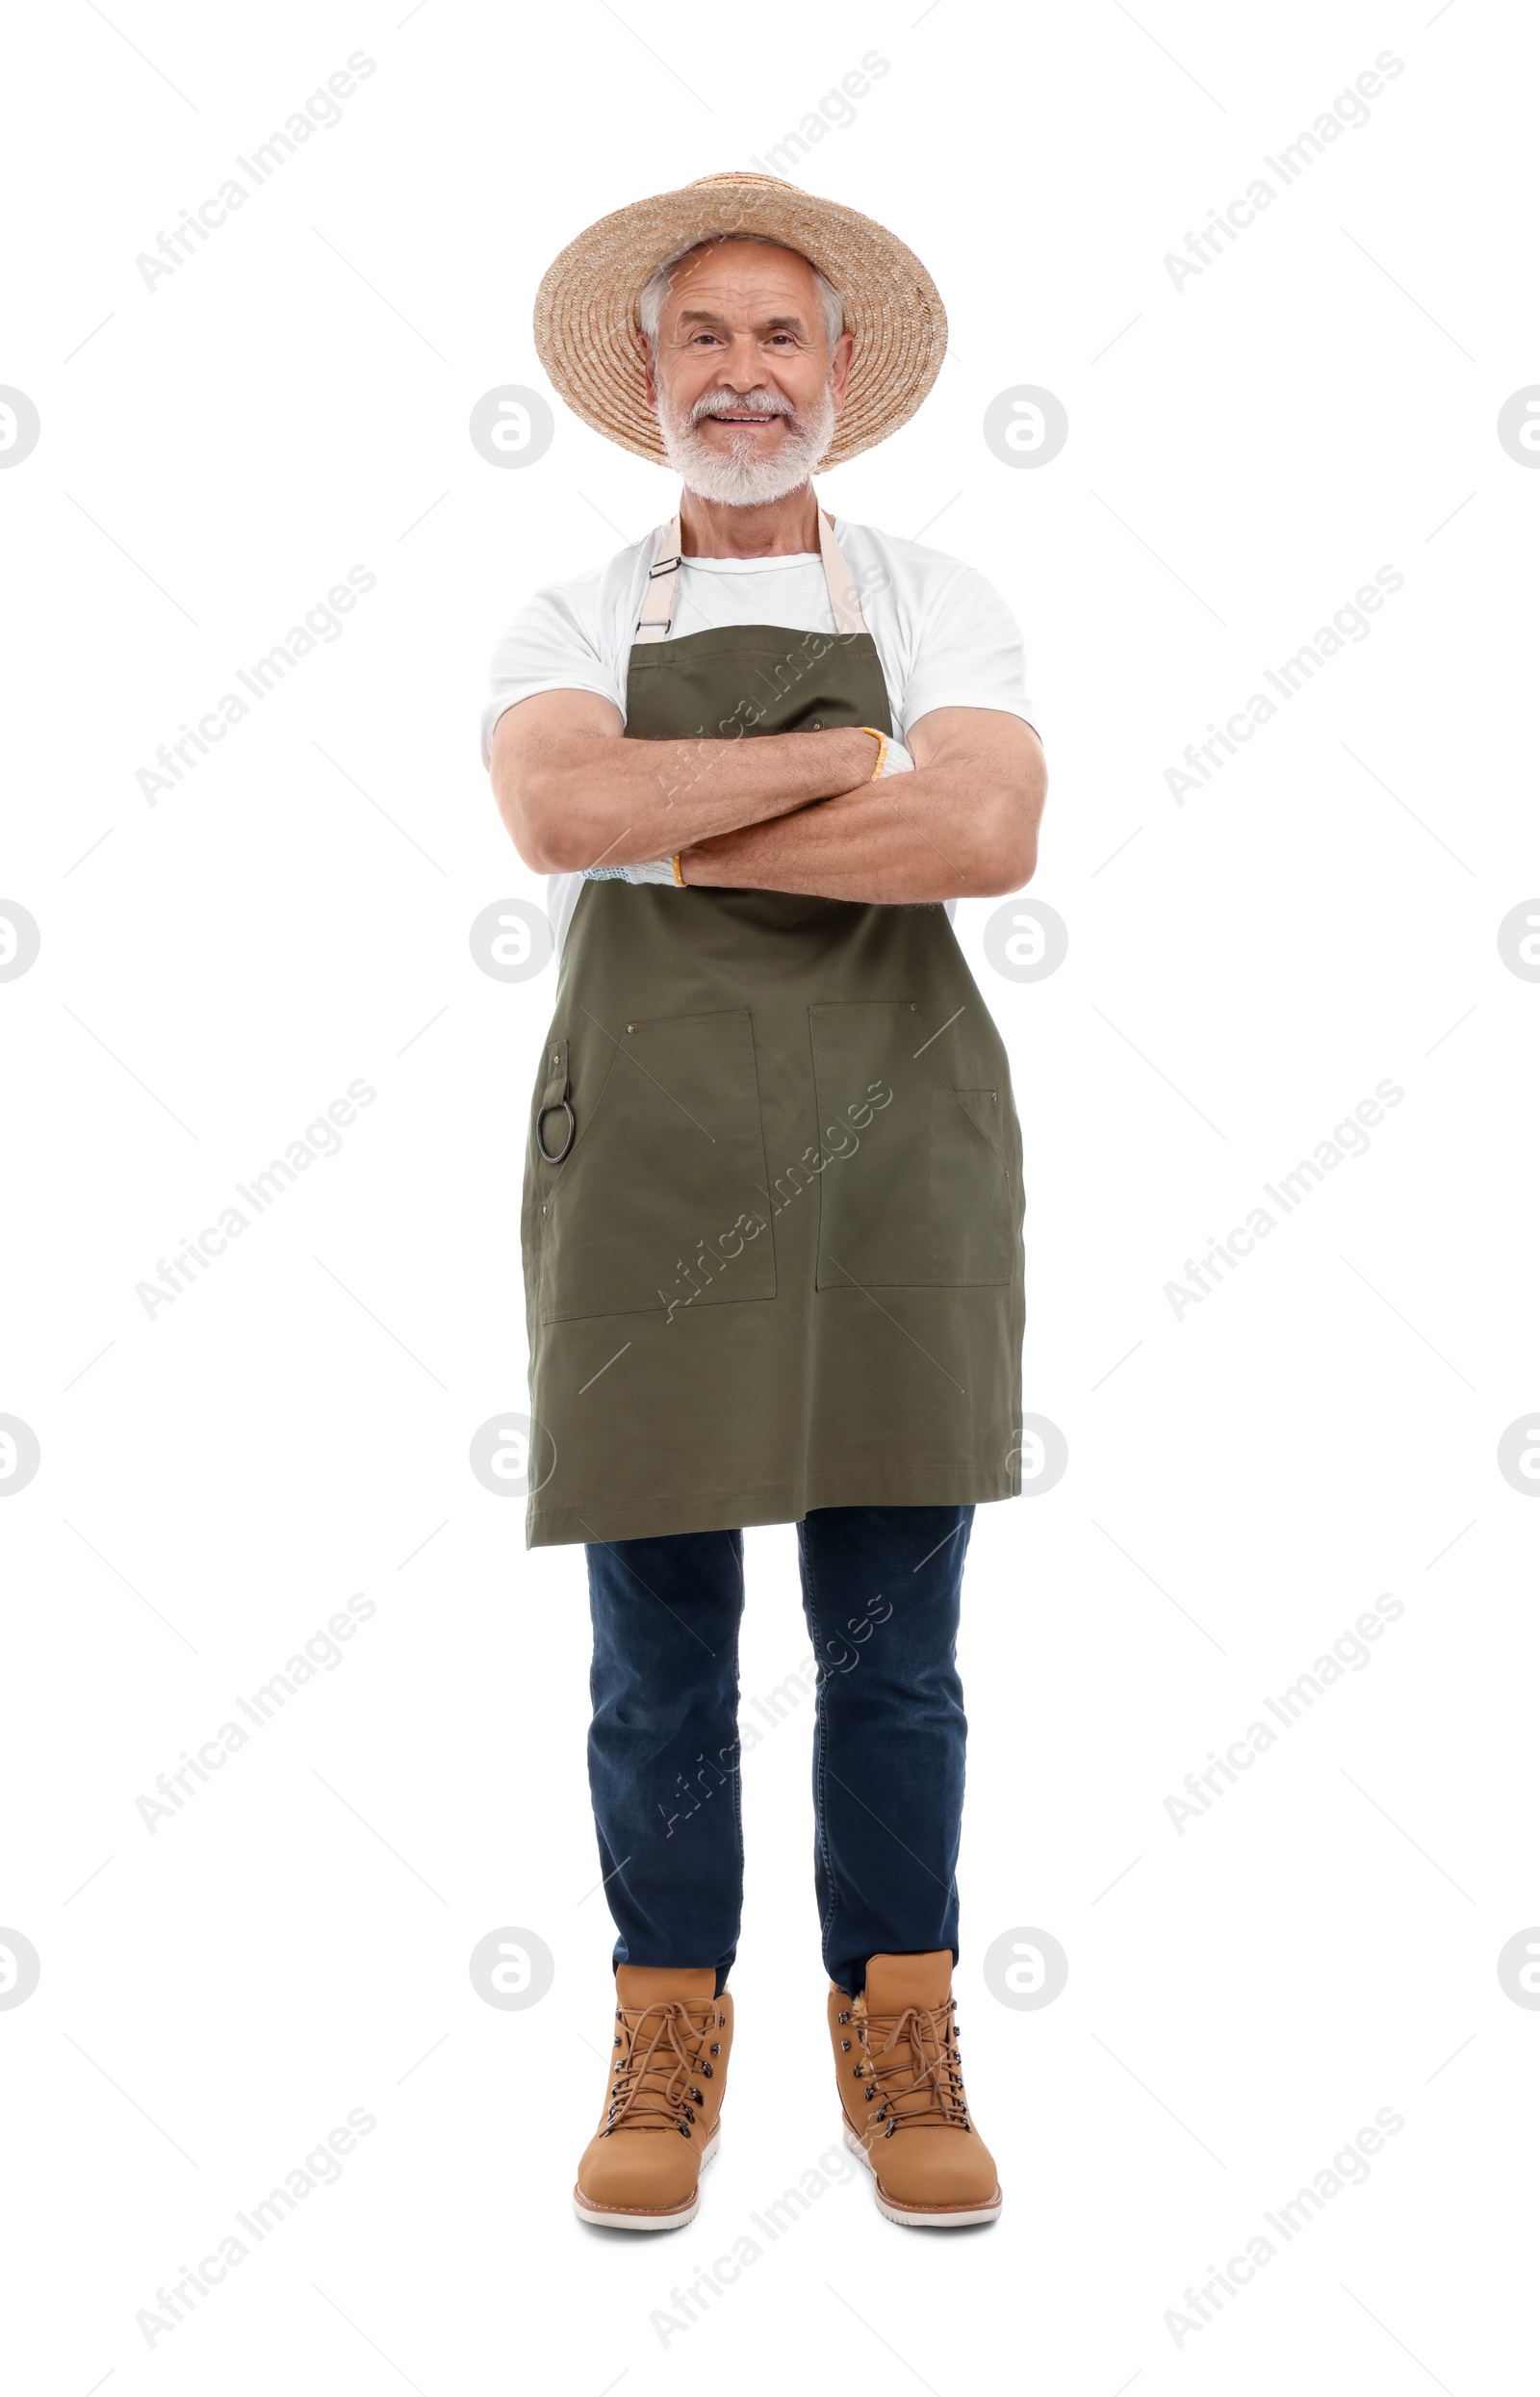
[
  {"x1": 538, "y1": 1007, "x2": 777, "y2": 1323},
  {"x1": 808, "y1": 1002, "x2": 1014, "y2": 1289}
]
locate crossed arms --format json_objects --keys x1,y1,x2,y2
[{"x1": 490, "y1": 689, "x2": 1046, "y2": 904}]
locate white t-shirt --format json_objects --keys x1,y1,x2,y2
[{"x1": 480, "y1": 514, "x2": 1040, "y2": 955}]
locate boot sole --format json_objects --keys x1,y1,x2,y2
[
  {"x1": 572, "y1": 2119, "x2": 721, "y2": 2231},
  {"x1": 842, "y1": 2124, "x2": 1002, "y2": 2228}
]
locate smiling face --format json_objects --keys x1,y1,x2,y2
[{"x1": 640, "y1": 238, "x2": 855, "y2": 505}]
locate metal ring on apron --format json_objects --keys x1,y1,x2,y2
[{"x1": 535, "y1": 1097, "x2": 576, "y2": 1165}]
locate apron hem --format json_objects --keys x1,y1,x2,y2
[{"x1": 526, "y1": 1468, "x2": 1020, "y2": 1550}]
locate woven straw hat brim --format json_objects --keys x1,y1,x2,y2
[{"x1": 532, "y1": 172, "x2": 947, "y2": 470}]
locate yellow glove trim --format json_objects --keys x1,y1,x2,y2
[{"x1": 856, "y1": 726, "x2": 889, "y2": 781}]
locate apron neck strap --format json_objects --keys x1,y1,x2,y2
[
  {"x1": 817, "y1": 507, "x2": 869, "y2": 638},
  {"x1": 633, "y1": 512, "x2": 685, "y2": 646},
  {"x1": 632, "y1": 501, "x2": 869, "y2": 645}
]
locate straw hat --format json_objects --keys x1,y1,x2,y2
[{"x1": 532, "y1": 171, "x2": 947, "y2": 470}]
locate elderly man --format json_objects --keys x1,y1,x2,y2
[{"x1": 484, "y1": 172, "x2": 1046, "y2": 2232}]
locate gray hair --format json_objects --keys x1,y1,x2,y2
[{"x1": 637, "y1": 233, "x2": 844, "y2": 352}]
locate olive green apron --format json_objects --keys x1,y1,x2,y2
[{"x1": 520, "y1": 509, "x2": 1025, "y2": 1547}]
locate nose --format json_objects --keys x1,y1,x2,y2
[{"x1": 707, "y1": 328, "x2": 793, "y2": 386}]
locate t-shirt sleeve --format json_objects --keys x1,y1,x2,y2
[
  {"x1": 897, "y1": 562, "x2": 1040, "y2": 745},
  {"x1": 479, "y1": 577, "x2": 626, "y2": 768}
]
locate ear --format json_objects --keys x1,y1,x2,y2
[
  {"x1": 827, "y1": 330, "x2": 856, "y2": 415},
  {"x1": 635, "y1": 329, "x2": 659, "y2": 412}
]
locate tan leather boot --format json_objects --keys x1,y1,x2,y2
[
  {"x1": 573, "y1": 1966, "x2": 732, "y2": 2229},
  {"x1": 828, "y1": 1951, "x2": 1001, "y2": 2226}
]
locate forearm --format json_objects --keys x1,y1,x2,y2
[
  {"x1": 496, "y1": 722, "x2": 877, "y2": 875},
  {"x1": 680, "y1": 770, "x2": 1037, "y2": 902}
]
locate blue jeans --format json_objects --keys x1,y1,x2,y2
[{"x1": 584, "y1": 1504, "x2": 972, "y2": 1997}]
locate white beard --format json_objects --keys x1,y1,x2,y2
[{"x1": 657, "y1": 380, "x2": 837, "y2": 507}]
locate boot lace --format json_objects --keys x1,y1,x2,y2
[
  {"x1": 603, "y1": 1998, "x2": 724, "y2": 2142},
  {"x1": 851, "y1": 1994, "x2": 972, "y2": 2140}
]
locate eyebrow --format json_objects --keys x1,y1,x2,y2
[{"x1": 673, "y1": 307, "x2": 812, "y2": 334}]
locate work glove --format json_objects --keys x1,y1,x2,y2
[{"x1": 581, "y1": 861, "x2": 676, "y2": 884}]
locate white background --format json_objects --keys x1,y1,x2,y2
[{"x1": 3, "y1": 0, "x2": 1537, "y2": 2389}]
